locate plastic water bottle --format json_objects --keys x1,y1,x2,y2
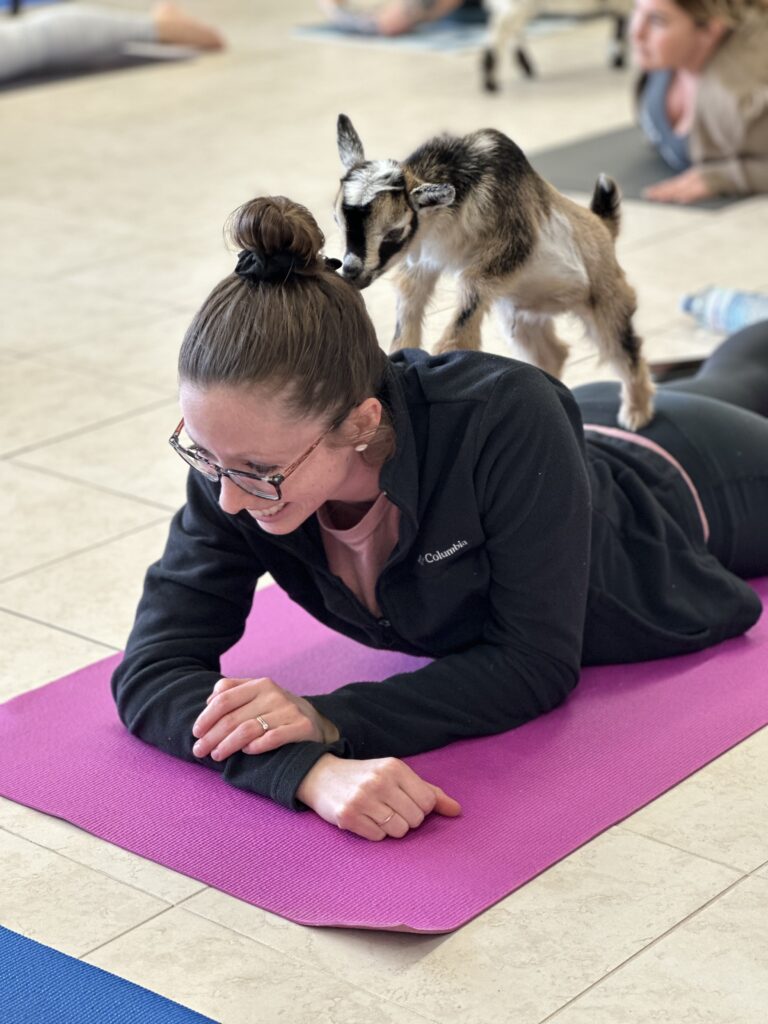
[{"x1": 680, "y1": 287, "x2": 768, "y2": 333}]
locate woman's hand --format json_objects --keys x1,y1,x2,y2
[
  {"x1": 643, "y1": 168, "x2": 713, "y2": 204},
  {"x1": 297, "y1": 754, "x2": 462, "y2": 840},
  {"x1": 192, "y1": 677, "x2": 339, "y2": 761}
]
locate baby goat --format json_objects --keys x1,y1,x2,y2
[
  {"x1": 334, "y1": 114, "x2": 654, "y2": 431},
  {"x1": 481, "y1": 0, "x2": 631, "y2": 91}
]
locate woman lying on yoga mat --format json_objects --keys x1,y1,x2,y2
[
  {"x1": 0, "y1": 2, "x2": 223, "y2": 85},
  {"x1": 112, "y1": 196, "x2": 768, "y2": 841},
  {"x1": 631, "y1": 0, "x2": 768, "y2": 202}
]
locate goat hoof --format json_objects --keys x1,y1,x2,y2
[
  {"x1": 617, "y1": 403, "x2": 654, "y2": 432},
  {"x1": 514, "y1": 47, "x2": 535, "y2": 78}
]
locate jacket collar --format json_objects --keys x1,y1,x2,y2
[
  {"x1": 376, "y1": 359, "x2": 420, "y2": 527},
  {"x1": 238, "y1": 357, "x2": 420, "y2": 562}
]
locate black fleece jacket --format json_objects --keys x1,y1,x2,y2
[{"x1": 111, "y1": 351, "x2": 761, "y2": 809}]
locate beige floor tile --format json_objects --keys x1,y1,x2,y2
[
  {"x1": 622, "y1": 208, "x2": 768, "y2": 334},
  {"x1": 549, "y1": 876, "x2": 768, "y2": 1024},
  {"x1": 60, "y1": 240, "x2": 235, "y2": 320},
  {"x1": 0, "y1": 355, "x2": 166, "y2": 458},
  {"x1": 0, "y1": 276, "x2": 157, "y2": 357},
  {"x1": 0, "y1": 610, "x2": 113, "y2": 701},
  {"x1": 0, "y1": 198, "x2": 138, "y2": 284},
  {"x1": 0, "y1": 828, "x2": 168, "y2": 957},
  {"x1": 0, "y1": 520, "x2": 171, "y2": 649},
  {"x1": 0, "y1": 798, "x2": 206, "y2": 906},
  {"x1": 0, "y1": 462, "x2": 164, "y2": 582},
  {"x1": 38, "y1": 310, "x2": 191, "y2": 394},
  {"x1": 16, "y1": 401, "x2": 187, "y2": 511},
  {"x1": 84, "y1": 907, "x2": 438, "y2": 1024},
  {"x1": 642, "y1": 317, "x2": 726, "y2": 359},
  {"x1": 615, "y1": 198, "x2": 711, "y2": 252},
  {"x1": 181, "y1": 827, "x2": 738, "y2": 1024},
  {"x1": 0, "y1": 519, "x2": 274, "y2": 650},
  {"x1": 620, "y1": 727, "x2": 768, "y2": 873}
]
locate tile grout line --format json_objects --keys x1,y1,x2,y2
[
  {"x1": 77, "y1": 905, "x2": 178, "y2": 961},
  {"x1": 616, "y1": 823, "x2": 754, "y2": 876},
  {"x1": 0, "y1": 823, "x2": 175, "y2": 908},
  {"x1": 0, "y1": 397, "x2": 177, "y2": 462},
  {"x1": 0, "y1": 515, "x2": 171, "y2": 586},
  {"x1": 81, "y1": 896, "x2": 445, "y2": 1024},
  {"x1": 538, "y1": 872, "x2": 752, "y2": 1023},
  {"x1": 10, "y1": 458, "x2": 180, "y2": 514},
  {"x1": 177, "y1": 902, "x2": 446, "y2": 1024},
  {"x1": 0, "y1": 605, "x2": 120, "y2": 650}
]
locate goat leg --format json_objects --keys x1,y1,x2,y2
[
  {"x1": 581, "y1": 293, "x2": 656, "y2": 431},
  {"x1": 434, "y1": 283, "x2": 488, "y2": 355},
  {"x1": 391, "y1": 263, "x2": 440, "y2": 352}
]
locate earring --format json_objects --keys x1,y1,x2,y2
[{"x1": 354, "y1": 443, "x2": 369, "y2": 452}]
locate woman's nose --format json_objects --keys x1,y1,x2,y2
[
  {"x1": 218, "y1": 475, "x2": 253, "y2": 515},
  {"x1": 630, "y1": 12, "x2": 646, "y2": 41}
]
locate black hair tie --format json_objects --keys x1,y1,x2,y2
[
  {"x1": 235, "y1": 251, "x2": 343, "y2": 284},
  {"x1": 235, "y1": 249, "x2": 296, "y2": 284}
]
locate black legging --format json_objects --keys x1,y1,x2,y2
[{"x1": 573, "y1": 320, "x2": 768, "y2": 579}]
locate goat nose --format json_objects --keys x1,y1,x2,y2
[{"x1": 342, "y1": 256, "x2": 363, "y2": 279}]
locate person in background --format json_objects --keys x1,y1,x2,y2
[
  {"x1": 317, "y1": 0, "x2": 473, "y2": 36},
  {"x1": 0, "y1": 2, "x2": 223, "y2": 84},
  {"x1": 631, "y1": 0, "x2": 768, "y2": 202}
]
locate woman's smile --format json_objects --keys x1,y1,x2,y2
[{"x1": 247, "y1": 501, "x2": 289, "y2": 522}]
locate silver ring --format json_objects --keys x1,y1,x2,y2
[
  {"x1": 256, "y1": 715, "x2": 270, "y2": 733},
  {"x1": 379, "y1": 812, "x2": 395, "y2": 827}
]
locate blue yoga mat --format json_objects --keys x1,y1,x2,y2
[
  {"x1": 0, "y1": 926, "x2": 217, "y2": 1024},
  {"x1": 1, "y1": 1, "x2": 62, "y2": 10},
  {"x1": 294, "y1": 13, "x2": 577, "y2": 54}
]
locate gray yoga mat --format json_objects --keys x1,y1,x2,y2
[{"x1": 530, "y1": 125, "x2": 738, "y2": 208}]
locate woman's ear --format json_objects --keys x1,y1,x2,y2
[
  {"x1": 346, "y1": 397, "x2": 382, "y2": 443},
  {"x1": 700, "y1": 15, "x2": 730, "y2": 47}
]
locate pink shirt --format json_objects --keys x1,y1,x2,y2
[{"x1": 317, "y1": 493, "x2": 401, "y2": 617}]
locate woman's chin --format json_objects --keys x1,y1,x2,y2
[{"x1": 632, "y1": 49, "x2": 656, "y2": 70}]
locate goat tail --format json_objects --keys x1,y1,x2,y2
[{"x1": 590, "y1": 173, "x2": 621, "y2": 240}]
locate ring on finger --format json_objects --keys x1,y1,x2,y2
[
  {"x1": 256, "y1": 715, "x2": 270, "y2": 733},
  {"x1": 378, "y1": 812, "x2": 395, "y2": 827}
]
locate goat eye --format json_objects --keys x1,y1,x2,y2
[{"x1": 383, "y1": 229, "x2": 404, "y2": 243}]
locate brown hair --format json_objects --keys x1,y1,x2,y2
[
  {"x1": 179, "y1": 196, "x2": 394, "y2": 462},
  {"x1": 671, "y1": 0, "x2": 766, "y2": 24}
]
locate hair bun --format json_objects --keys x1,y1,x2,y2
[{"x1": 227, "y1": 196, "x2": 326, "y2": 283}]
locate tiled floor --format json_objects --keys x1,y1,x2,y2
[{"x1": 1, "y1": 3, "x2": 766, "y2": 1022}]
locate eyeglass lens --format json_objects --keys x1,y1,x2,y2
[{"x1": 175, "y1": 446, "x2": 280, "y2": 499}]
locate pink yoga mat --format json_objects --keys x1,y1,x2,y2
[{"x1": 1, "y1": 581, "x2": 766, "y2": 933}]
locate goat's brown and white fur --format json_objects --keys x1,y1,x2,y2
[
  {"x1": 481, "y1": 0, "x2": 631, "y2": 91},
  {"x1": 335, "y1": 114, "x2": 654, "y2": 430}
]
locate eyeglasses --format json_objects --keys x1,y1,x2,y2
[{"x1": 169, "y1": 417, "x2": 340, "y2": 502}]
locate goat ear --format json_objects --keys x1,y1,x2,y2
[
  {"x1": 410, "y1": 183, "x2": 456, "y2": 209},
  {"x1": 337, "y1": 114, "x2": 365, "y2": 170}
]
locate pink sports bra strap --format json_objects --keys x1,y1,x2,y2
[{"x1": 583, "y1": 424, "x2": 710, "y2": 544}]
